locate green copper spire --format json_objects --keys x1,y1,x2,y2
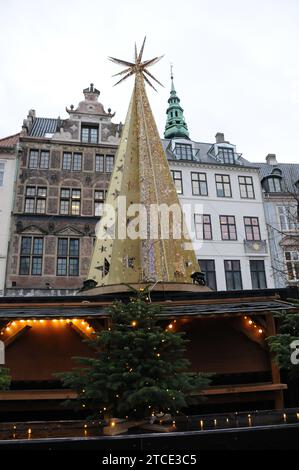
[{"x1": 164, "y1": 66, "x2": 190, "y2": 140}]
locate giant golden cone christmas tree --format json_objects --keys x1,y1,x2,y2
[{"x1": 87, "y1": 38, "x2": 200, "y2": 288}]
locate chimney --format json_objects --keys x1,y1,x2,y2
[
  {"x1": 266, "y1": 154, "x2": 277, "y2": 165},
  {"x1": 215, "y1": 132, "x2": 225, "y2": 144}
]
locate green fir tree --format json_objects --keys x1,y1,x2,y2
[
  {"x1": 59, "y1": 289, "x2": 211, "y2": 420},
  {"x1": 0, "y1": 368, "x2": 11, "y2": 391}
]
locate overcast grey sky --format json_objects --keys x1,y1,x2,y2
[{"x1": 1, "y1": 0, "x2": 299, "y2": 162}]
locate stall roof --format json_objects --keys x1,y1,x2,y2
[{"x1": 0, "y1": 300, "x2": 294, "y2": 320}]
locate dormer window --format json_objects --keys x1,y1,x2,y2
[
  {"x1": 81, "y1": 124, "x2": 99, "y2": 144},
  {"x1": 174, "y1": 143, "x2": 193, "y2": 160},
  {"x1": 217, "y1": 147, "x2": 236, "y2": 164},
  {"x1": 263, "y1": 176, "x2": 282, "y2": 193}
]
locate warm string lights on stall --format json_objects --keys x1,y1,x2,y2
[
  {"x1": 0, "y1": 318, "x2": 95, "y2": 337},
  {"x1": 243, "y1": 316, "x2": 264, "y2": 335}
]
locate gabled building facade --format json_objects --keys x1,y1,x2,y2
[
  {"x1": 5, "y1": 85, "x2": 121, "y2": 296},
  {"x1": 254, "y1": 154, "x2": 299, "y2": 288}
]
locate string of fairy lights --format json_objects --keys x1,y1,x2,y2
[
  {"x1": 5, "y1": 410, "x2": 299, "y2": 439},
  {"x1": 0, "y1": 318, "x2": 95, "y2": 338}
]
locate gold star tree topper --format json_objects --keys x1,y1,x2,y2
[{"x1": 109, "y1": 37, "x2": 164, "y2": 91}]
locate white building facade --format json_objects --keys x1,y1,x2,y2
[
  {"x1": 0, "y1": 134, "x2": 18, "y2": 296},
  {"x1": 164, "y1": 136, "x2": 275, "y2": 291}
]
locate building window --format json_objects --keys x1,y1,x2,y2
[
  {"x1": 39, "y1": 151, "x2": 49, "y2": 169},
  {"x1": 171, "y1": 170, "x2": 183, "y2": 194},
  {"x1": 0, "y1": 162, "x2": 5, "y2": 186},
  {"x1": 62, "y1": 152, "x2": 82, "y2": 171},
  {"x1": 60, "y1": 188, "x2": 81, "y2": 215},
  {"x1": 94, "y1": 189, "x2": 105, "y2": 216},
  {"x1": 81, "y1": 125, "x2": 99, "y2": 144},
  {"x1": 217, "y1": 147, "x2": 235, "y2": 164},
  {"x1": 224, "y1": 260, "x2": 243, "y2": 290},
  {"x1": 195, "y1": 214, "x2": 212, "y2": 240},
  {"x1": 250, "y1": 260, "x2": 267, "y2": 289},
  {"x1": 278, "y1": 206, "x2": 297, "y2": 231},
  {"x1": 105, "y1": 155, "x2": 114, "y2": 173},
  {"x1": 263, "y1": 176, "x2": 282, "y2": 193},
  {"x1": 57, "y1": 238, "x2": 80, "y2": 276},
  {"x1": 239, "y1": 176, "x2": 255, "y2": 199},
  {"x1": 19, "y1": 236, "x2": 43, "y2": 275},
  {"x1": 220, "y1": 215, "x2": 237, "y2": 240},
  {"x1": 198, "y1": 259, "x2": 217, "y2": 290},
  {"x1": 28, "y1": 150, "x2": 39, "y2": 168},
  {"x1": 28, "y1": 149, "x2": 49, "y2": 169},
  {"x1": 24, "y1": 186, "x2": 47, "y2": 214},
  {"x1": 191, "y1": 172, "x2": 208, "y2": 196},
  {"x1": 244, "y1": 217, "x2": 261, "y2": 241},
  {"x1": 285, "y1": 251, "x2": 299, "y2": 281},
  {"x1": 96, "y1": 154, "x2": 104, "y2": 172},
  {"x1": 174, "y1": 143, "x2": 193, "y2": 160},
  {"x1": 73, "y1": 153, "x2": 82, "y2": 171},
  {"x1": 215, "y1": 174, "x2": 232, "y2": 197}
]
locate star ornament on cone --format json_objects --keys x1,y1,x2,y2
[{"x1": 108, "y1": 37, "x2": 164, "y2": 91}]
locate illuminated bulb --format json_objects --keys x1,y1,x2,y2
[
  {"x1": 6, "y1": 327, "x2": 10, "y2": 332},
  {"x1": 157, "y1": 353, "x2": 160, "y2": 357},
  {"x1": 20, "y1": 320, "x2": 25, "y2": 323},
  {"x1": 200, "y1": 420, "x2": 204, "y2": 430},
  {"x1": 82, "y1": 404, "x2": 86, "y2": 408},
  {"x1": 111, "y1": 421, "x2": 116, "y2": 427},
  {"x1": 254, "y1": 325, "x2": 257, "y2": 328},
  {"x1": 59, "y1": 319, "x2": 64, "y2": 323},
  {"x1": 28, "y1": 428, "x2": 31, "y2": 435},
  {"x1": 40, "y1": 320, "x2": 45, "y2": 324},
  {"x1": 26, "y1": 319, "x2": 31, "y2": 323},
  {"x1": 244, "y1": 316, "x2": 247, "y2": 319},
  {"x1": 86, "y1": 326, "x2": 91, "y2": 331},
  {"x1": 258, "y1": 329, "x2": 263, "y2": 334},
  {"x1": 214, "y1": 419, "x2": 217, "y2": 427},
  {"x1": 248, "y1": 320, "x2": 253, "y2": 325},
  {"x1": 81, "y1": 321, "x2": 86, "y2": 326},
  {"x1": 103, "y1": 407, "x2": 107, "y2": 411},
  {"x1": 53, "y1": 319, "x2": 57, "y2": 323},
  {"x1": 73, "y1": 319, "x2": 77, "y2": 323},
  {"x1": 168, "y1": 324, "x2": 173, "y2": 329},
  {"x1": 11, "y1": 322, "x2": 16, "y2": 327},
  {"x1": 33, "y1": 319, "x2": 37, "y2": 323},
  {"x1": 131, "y1": 321, "x2": 137, "y2": 327},
  {"x1": 84, "y1": 424, "x2": 87, "y2": 429}
]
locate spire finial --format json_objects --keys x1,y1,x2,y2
[{"x1": 170, "y1": 63, "x2": 175, "y2": 93}]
